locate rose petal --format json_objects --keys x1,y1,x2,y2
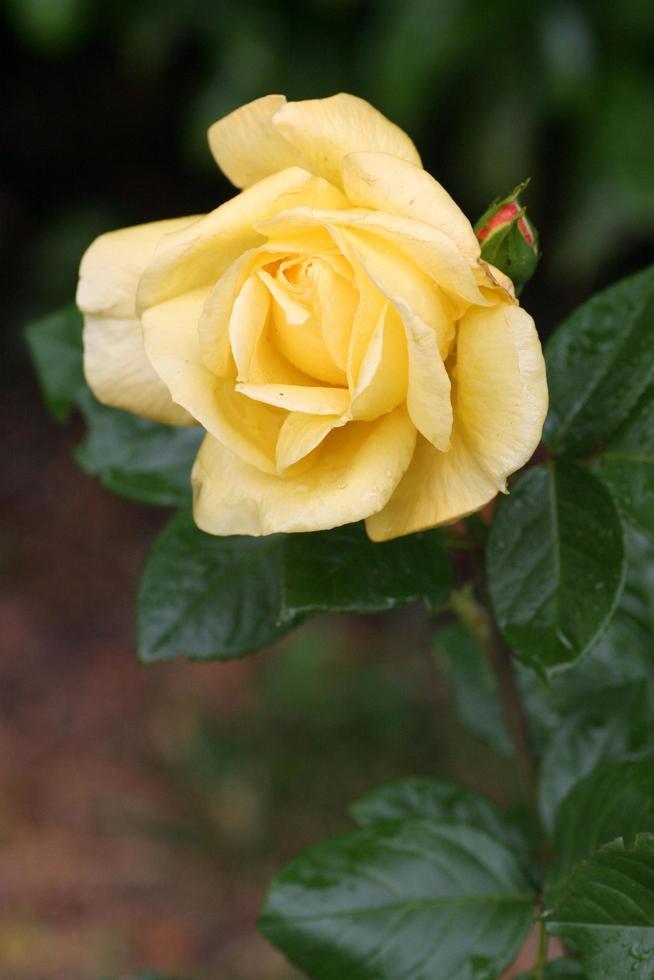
[
  {"x1": 77, "y1": 218, "x2": 198, "y2": 424},
  {"x1": 392, "y1": 297, "x2": 452, "y2": 452},
  {"x1": 271, "y1": 94, "x2": 421, "y2": 189},
  {"x1": 366, "y1": 303, "x2": 548, "y2": 540},
  {"x1": 136, "y1": 168, "x2": 349, "y2": 311},
  {"x1": 275, "y1": 413, "x2": 346, "y2": 473},
  {"x1": 142, "y1": 289, "x2": 283, "y2": 474},
  {"x1": 192, "y1": 408, "x2": 418, "y2": 535},
  {"x1": 235, "y1": 383, "x2": 350, "y2": 415},
  {"x1": 455, "y1": 303, "x2": 548, "y2": 488},
  {"x1": 342, "y1": 151, "x2": 480, "y2": 261},
  {"x1": 229, "y1": 274, "x2": 271, "y2": 381},
  {"x1": 349, "y1": 303, "x2": 408, "y2": 421},
  {"x1": 365, "y1": 431, "x2": 499, "y2": 542},
  {"x1": 208, "y1": 94, "x2": 299, "y2": 189}
]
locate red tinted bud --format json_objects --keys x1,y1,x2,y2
[{"x1": 473, "y1": 181, "x2": 540, "y2": 289}]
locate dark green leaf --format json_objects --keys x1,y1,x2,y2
[
  {"x1": 593, "y1": 379, "x2": 654, "y2": 540},
  {"x1": 544, "y1": 264, "x2": 654, "y2": 456},
  {"x1": 517, "y1": 529, "x2": 654, "y2": 745},
  {"x1": 25, "y1": 304, "x2": 84, "y2": 421},
  {"x1": 546, "y1": 835, "x2": 654, "y2": 979},
  {"x1": 138, "y1": 509, "x2": 295, "y2": 663},
  {"x1": 487, "y1": 462, "x2": 626, "y2": 675},
  {"x1": 280, "y1": 523, "x2": 452, "y2": 622},
  {"x1": 434, "y1": 621, "x2": 512, "y2": 755},
  {"x1": 538, "y1": 683, "x2": 653, "y2": 836},
  {"x1": 351, "y1": 776, "x2": 529, "y2": 850},
  {"x1": 260, "y1": 820, "x2": 535, "y2": 980},
  {"x1": 74, "y1": 388, "x2": 203, "y2": 507},
  {"x1": 517, "y1": 960, "x2": 586, "y2": 978},
  {"x1": 547, "y1": 762, "x2": 654, "y2": 901}
]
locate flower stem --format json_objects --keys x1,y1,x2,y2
[
  {"x1": 451, "y1": 542, "x2": 540, "y2": 824},
  {"x1": 481, "y1": 583, "x2": 539, "y2": 818}
]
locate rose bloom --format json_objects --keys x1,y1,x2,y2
[{"x1": 77, "y1": 94, "x2": 548, "y2": 541}]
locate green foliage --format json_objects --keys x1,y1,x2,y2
[
  {"x1": 260, "y1": 819, "x2": 534, "y2": 980},
  {"x1": 25, "y1": 305, "x2": 202, "y2": 506},
  {"x1": 351, "y1": 776, "x2": 529, "y2": 851},
  {"x1": 487, "y1": 462, "x2": 626, "y2": 675},
  {"x1": 74, "y1": 388, "x2": 203, "y2": 507},
  {"x1": 536, "y1": 686, "x2": 653, "y2": 837},
  {"x1": 546, "y1": 763, "x2": 654, "y2": 902},
  {"x1": 24, "y1": 304, "x2": 84, "y2": 421},
  {"x1": 544, "y1": 266, "x2": 654, "y2": 457},
  {"x1": 434, "y1": 620, "x2": 512, "y2": 755},
  {"x1": 593, "y1": 379, "x2": 654, "y2": 541},
  {"x1": 24, "y1": 170, "x2": 654, "y2": 980},
  {"x1": 545, "y1": 835, "x2": 654, "y2": 979},
  {"x1": 281, "y1": 523, "x2": 452, "y2": 622},
  {"x1": 138, "y1": 509, "x2": 295, "y2": 663},
  {"x1": 543, "y1": 264, "x2": 654, "y2": 549}
]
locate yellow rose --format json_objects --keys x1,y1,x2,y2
[{"x1": 77, "y1": 93, "x2": 548, "y2": 541}]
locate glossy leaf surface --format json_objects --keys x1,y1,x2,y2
[
  {"x1": 139, "y1": 510, "x2": 295, "y2": 662},
  {"x1": 544, "y1": 265, "x2": 654, "y2": 456},
  {"x1": 546, "y1": 835, "x2": 654, "y2": 980},
  {"x1": 487, "y1": 462, "x2": 626, "y2": 674},
  {"x1": 261, "y1": 820, "x2": 535, "y2": 980},
  {"x1": 281, "y1": 523, "x2": 452, "y2": 622}
]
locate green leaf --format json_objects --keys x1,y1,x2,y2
[
  {"x1": 546, "y1": 835, "x2": 654, "y2": 980},
  {"x1": 25, "y1": 304, "x2": 203, "y2": 507},
  {"x1": 260, "y1": 820, "x2": 535, "y2": 980},
  {"x1": 25, "y1": 304, "x2": 84, "y2": 421},
  {"x1": 546, "y1": 762, "x2": 654, "y2": 901},
  {"x1": 434, "y1": 621, "x2": 512, "y2": 755},
  {"x1": 517, "y1": 529, "x2": 654, "y2": 745},
  {"x1": 538, "y1": 683, "x2": 653, "y2": 836},
  {"x1": 544, "y1": 264, "x2": 654, "y2": 456},
  {"x1": 593, "y1": 379, "x2": 654, "y2": 540},
  {"x1": 487, "y1": 462, "x2": 626, "y2": 675},
  {"x1": 351, "y1": 776, "x2": 529, "y2": 850},
  {"x1": 280, "y1": 523, "x2": 452, "y2": 622},
  {"x1": 138, "y1": 509, "x2": 295, "y2": 663},
  {"x1": 74, "y1": 388, "x2": 204, "y2": 507},
  {"x1": 517, "y1": 960, "x2": 586, "y2": 978}
]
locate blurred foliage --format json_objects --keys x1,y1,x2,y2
[
  {"x1": 131, "y1": 614, "x2": 519, "y2": 866},
  {"x1": 2, "y1": 0, "x2": 654, "y2": 378}
]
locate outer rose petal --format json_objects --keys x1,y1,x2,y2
[
  {"x1": 192, "y1": 408, "x2": 418, "y2": 535},
  {"x1": 270, "y1": 94, "x2": 422, "y2": 189},
  {"x1": 208, "y1": 95, "x2": 300, "y2": 189},
  {"x1": 136, "y1": 168, "x2": 349, "y2": 311},
  {"x1": 77, "y1": 218, "x2": 198, "y2": 425},
  {"x1": 342, "y1": 152, "x2": 480, "y2": 262},
  {"x1": 456, "y1": 304, "x2": 548, "y2": 484},
  {"x1": 366, "y1": 303, "x2": 548, "y2": 541},
  {"x1": 365, "y1": 431, "x2": 500, "y2": 542}
]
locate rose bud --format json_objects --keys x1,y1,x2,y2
[{"x1": 474, "y1": 181, "x2": 540, "y2": 292}]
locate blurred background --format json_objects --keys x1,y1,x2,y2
[{"x1": 1, "y1": 1, "x2": 654, "y2": 977}]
